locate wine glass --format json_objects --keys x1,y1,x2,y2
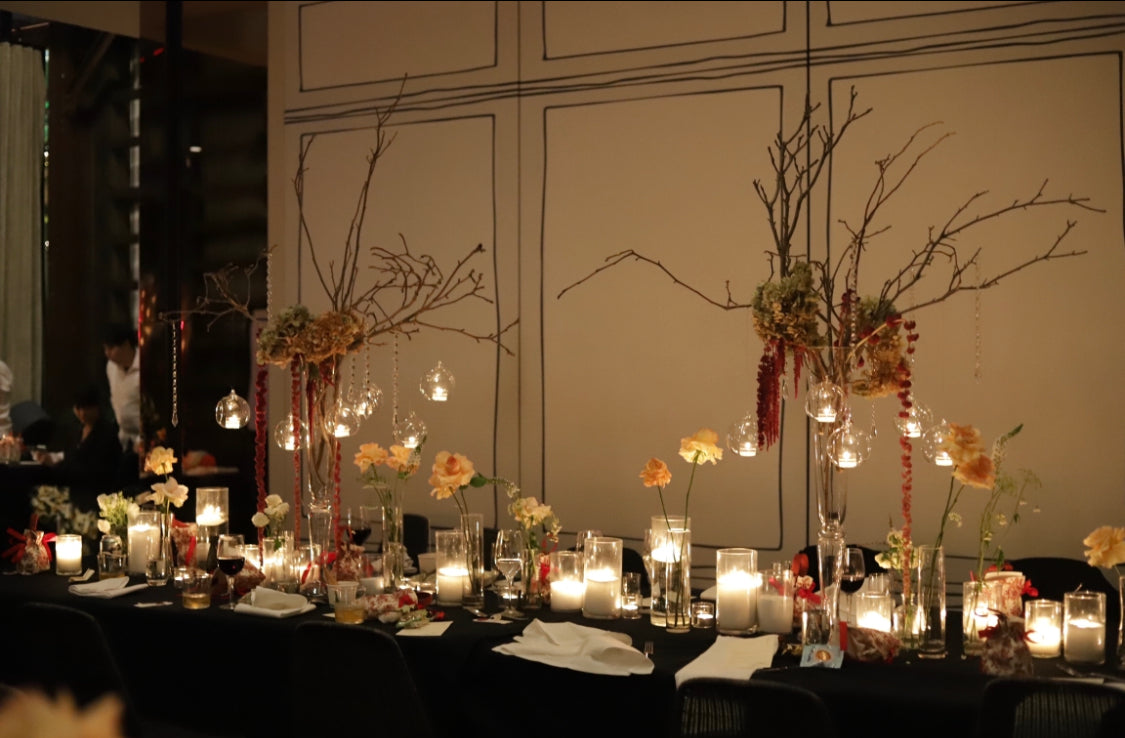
[
  {"x1": 217, "y1": 533, "x2": 246, "y2": 610},
  {"x1": 493, "y1": 529, "x2": 526, "y2": 620},
  {"x1": 343, "y1": 507, "x2": 373, "y2": 547},
  {"x1": 840, "y1": 546, "x2": 866, "y2": 622}
]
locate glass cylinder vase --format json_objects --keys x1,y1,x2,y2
[
  {"x1": 582, "y1": 536, "x2": 622, "y2": 619},
  {"x1": 649, "y1": 515, "x2": 691, "y2": 632},
  {"x1": 1118, "y1": 574, "x2": 1125, "y2": 669},
  {"x1": 262, "y1": 530, "x2": 296, "y2": 592},
  {"x1": 460, "y1": 513, "x2": 485, "y2": 608},
  {"x1": 962, "y1": 580, "x2": 993, "y2": 656},
  {"x1": 812, "y1": 422, "x2": 847, "y2": 534},
  {"x1": 376, "y1": 483, "x2": 406, "y2": 590},
  {"x1": 914, "y1": 544, "x2": 946, "y2": 659},
  {"x1": 522, "y1": 548, "x2": 546, "y2": 609},
  {"x1": 715, "y1": 548, "x2": 759, "y2": 636}
]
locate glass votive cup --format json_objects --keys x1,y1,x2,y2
[
  {"x1": 853, "y1": 591, "x2": 893, "y2": 633},
  {"x1": 1025, "y1": 599, "x2": 1063, "y2": 658},
  {"x1": 865, "y1": 572, "x2": 891, "y2": 595},
  {"x1": 435, "y1": 530, "x2": 468, "y2": 606},
  {"x1": 195, "y1": 487, "x2": 229, "y2": 531},
  {"x1": 582, "y1": 537, "x2": 622, "y2": 620},
  {"x1": 758, "y1": 565, "x2": 794, "y2": 635},
  {"x1": 1064, "y1": 590, "x2": 1106, "y2": 665},
  {"x1": 621, "y1": 571, "x2": 643, "y2": 619},
  {"x1": 54, "y1": 533, "x2": 84, "y2": 576},
  {"x1": 715, "y1": 548, "x2": 760, "y2": 636},
  {"x1": 549, "y1": 550, "x2": 584, "y2": 612},
  {"x1": 182, "y1": 569, "x2": 212, "y2": 609},
  {"x1": 691, "y1": 600, "x2": 715, "y2": 629}
]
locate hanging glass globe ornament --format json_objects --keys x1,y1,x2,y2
[
  {"x1": 393, "y1": 411, "x2": 427, "y2": 449},
  {"x1": 215, "y1": 389, "x2": 251, "y2": 429},
  {"x1": 726, "y1": 413, "x2": 759, "y2": 458},
  {"x1": 351, "y1": 384, "x2": 383, "y2": 418},
  {"x1": 805, "y1": 380, "x2": 846, "y2": 423},
  {"x1": 921, "y1": 419, "x2": 954, "y2": 467},
  {"x1": 325, "y1": 403, "x2": 361, "y2": 439},
  {"x1": 895, "y1": 400, "x2": 933, "y2": 439},
  {"x1": 273, "y1": 414, "x2": 307, "y2": 451},
  {"x1": 420, "y1": 361, "x2": 455, "y2": 402},
  {"x1": 827, "y1": 419, "x2": 873, "y2": 469}
]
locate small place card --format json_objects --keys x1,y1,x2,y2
[
  {"x1": 800, "y1": 643, "x2": 843, "y2": 668},
  {"x1": 68, "y1": 569, "x2": 95, "y2": 583}
]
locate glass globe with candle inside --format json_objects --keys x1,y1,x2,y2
[
  {"x1": 215, "y1": 389, "x2": 251, "y2": 429},
  {"x1": 393, "y1": 411, "x2": 427, "y2": 449},
  {"x1": 828, "y1": 419, "x2": 872, "y2": 469},
  {"x1": 351, "y1": 384, "x2": 383, "y2": 418},
  {"x1": 324, "y1": 403, "x2": 361, "y2": 438},
  {"x1": 921, "y1": 419, "x2": 954, "y2": 467},
  {"x1": 894, "y1": 401, "x2": 932, "y2": 439},
  {"x1": 805, "y1": 380, "x2": 845, "y2": 423},
  {"x1": 420, "y1": 361, "x2": 455, "y2": 402},
  {"x1": 273, "y1": 414, "x2": 308, "y2": 451},
  {"x1": 726, "y1": 413, "x2": 758, "y2": 458}
]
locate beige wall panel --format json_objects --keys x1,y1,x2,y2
[
  {"x1": 298, "y1": 1, "x2": 497, "y2": 90},
  {"x1": 542, "y1": 0, "x2": 784, "y2": 58},
  {"x1": 808, "y1": 55, "x2": 1124, "y2": 569}
]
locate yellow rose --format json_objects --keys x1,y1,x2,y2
[
  {"x1": 144, "y1": 446, "x2": 177, "y2": 477},
  {"x1": 944, "y1": 423, "x2": 985, "y2": 468},
  {"x1": 428, "y1": 451, "x2": 476, "y2": 499},
  {"x1": 678, "y1": 428, "x2": 723, "y2": 465},
  {"x1": 639, "y1": 458, "x2": 672, "y2": 488},
  {"x1": 1083, "y1": 525, "x2": 1125, "y2": 569},
  {"x1": 354, "y1": 443, "x2": 388, "y2": 472}
]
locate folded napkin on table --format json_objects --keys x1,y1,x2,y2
[
  {"x1": 493, "y1": 619, "x2": 654, "y2": 676},
  {"x1": 396, "y1": 621, "x2": 453, "y2": 637},
  {"x1": 700, "y1": 586, "x2": 716, "y2": 601},
  {"x1": 234, "y1": 587, "x2": 316, "y2": 618},
  {"x1": 675, "y1": 634, "x2": 779, "y2": 687},
  {"x1": 69, "y1": 578, "x2": 149, "y2": 599}
]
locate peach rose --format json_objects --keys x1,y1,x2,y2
[
  {"x1": 944, "y1": 423, "x2": 985, "y2": 468},
  {"x1": 678, "y1": 428, "x2": 723, "y2": 465},
  {"x1": 639, "y1": 458, "x2": 671, "y2": 488},
  {"x1": 953, "y1": 453, "x2": 995, "y2": 490},
  {"x1": 385, "y1": 445, "x2": 418, "y2": 476},
  {"x1": 1083, "y1": 525, "x2": 1125, "y2": 569},
  {"x1": 429, "y1": 451, "x2": 476, "y2": 500},
  {"x1": 354, "y1": 443, "x2": 388, "y2": 473}
]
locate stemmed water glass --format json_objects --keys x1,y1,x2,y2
[
  {"x1": 217, "y1": 534, "x2": 246, "y2": 610},
  {"x1": 840, "y1": 546, "x2": 866, "y2": 622},
  {"x1": 493, "y1": 529, "x2": 526, "y2": 620}
]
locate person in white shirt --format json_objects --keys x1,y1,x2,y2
[
  {"x1": 103, "y1": 324, "x2": 141, "y2": 452},
  {"x1": 0, "y1": 359, "x2": 12, "y2": 438}
]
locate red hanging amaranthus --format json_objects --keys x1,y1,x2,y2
[
  {"x1": 756, "y1": 339, "x2": 787, "y2": 449},
  {"x1": 253, "y1": 343, "x2": 269, "y2": 553},
  {"x1": 895, "y1": 318, "x2": 919, "y2": 599}
]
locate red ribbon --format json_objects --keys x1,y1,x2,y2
[{"x1": 3, "y1": 526, "x2": 56, "y2": 564}]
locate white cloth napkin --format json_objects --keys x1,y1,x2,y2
[
  {"x1": 700, "y1": 586, "x2": 717, "y2": 601},
  {"x1": 396, "y1": 621, "x2": 453, "y2": 637},
  {"x1": 493, "y1": 619, "x2": 654, "y2": 676},
  {"x1": 675, "y1": 635, "x2": 779, "y2": 687},
  {"x1": 69, "y1": 578, "x2": 149, "y2": 599},
  {"x1": 234, "y1": 587, "x2": 316, "y2": 618}
]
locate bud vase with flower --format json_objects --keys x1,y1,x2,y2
[
  {"x1": 505, "y1": 484, "x2": 561, "y2": 610},
  {"x1": 355, "y1": 440, "x2": 424, "y2": 591},
  {"x1": 137, "y1": 446, "x2": 190, "y2": 586},
  {"x1": 639, "y1": 428, "x2": 723, "y2": 633}
]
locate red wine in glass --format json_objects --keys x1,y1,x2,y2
[
  {"x1": 840, "y1": 575, "x2": 864, "y2": 594},
  {"x1": 218, "y1": 555, "x2": 245, "y2": 577},
  {"x1": 350, "y1": 526, "x2": 372, "y2": 546}
]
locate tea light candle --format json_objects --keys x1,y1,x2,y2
[
  {"x1": 127, "y1": 522, "x2": 159, "y2": 575},
  {"x1": 583, "y1": 569, "x2": 620, "y2": 618},
  {"x1": 854, "y1": 592, "x2": 893, "y2": 633},
  {"x1": 758, "y1": 592, "x2": 794, "y2": 634},
  {"x1": 436, "y1": 565, "x2": 468, "y2": 605},
  {"x1": 55, "y1": 534, "x2": 83, "y2": 576},
  {"x1": 691, "y1": 600, "x2": 715, "y2": 629},
  {"x1": 1064, "y1": 618, "x2": 1105, "y2": 663}
]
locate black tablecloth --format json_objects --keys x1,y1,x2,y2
[{"x1": 0, "y1": 566, "x2": 1120, "y2": 738}]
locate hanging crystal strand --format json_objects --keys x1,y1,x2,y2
[
  {"x1": 869, "y1": 403, "x2": 878, "y2": 439},
  {"x1": 392, "y1": 332, "x2": 400, "y2": 428},
  {"x1": 974, "y1": 261, "x2": 982, "y2": 381},
  {"x1": 170, "y1": 319, "x2": 179, "y2": 428}
]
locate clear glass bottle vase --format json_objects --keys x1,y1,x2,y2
[
  {"x1": 460, "y1": 513, "x2": 485, "y2": 608},
  {"x1": 649, "y1": 516, "x2": 691, "y2": 633}
]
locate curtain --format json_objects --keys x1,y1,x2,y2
[{"x1": 0, "y1": 42, "x2": 46, "y2": 404}]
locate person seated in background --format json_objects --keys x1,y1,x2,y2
[
  {"x1": 102, "y1": 324, "x2": 140, "y2": 453},
  {"x1": 33, "y1": 386, "x2": 122, "y2": 510}
]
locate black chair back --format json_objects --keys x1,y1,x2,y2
[
  {"x1": 292, "y1": 621, "x2": 434, "y2": 738},
  {"x1": 674, "y1": 677, "x2": 838, "y2": 738},
  {"x1": 403, "y1": 513, "x2": 430, "y2": 563},
  {"x1": 976, "y1": 677, "x2": 1125, "y2": 738}
]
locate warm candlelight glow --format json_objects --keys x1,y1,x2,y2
[
  {"x1": 550, "y1": 579, "x2": 584, "y2": 612},
  {"x1": 55, "y1": 534, "x2": 83, "y2": 576},
  {"x1": 196, "y1": 504, "x2": 226, "y2": 527}
]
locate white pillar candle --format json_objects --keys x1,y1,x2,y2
[
  {"x1": 55, "y1": 534, "x2": 83, "y2": 576},
  {"x1": 583, "y1": 570, "x2": 620, "y2": 618},
  {"x1": 1064, "y1": 618, "x2": 1105, "y2": 663},
  {"x1": 1026, "y1": 622, "x2": 1062, "y2": 658},
  {"x1": 196, "y1": 505, "x2": 226, "y2": 527},
  {"x1": 127, "y1": 523, "x2": 159, "y2": 575},
  {"x1": 550, "y1": 580, "x2": 584, "y2": 612},
  {"x1": 716, "y1": 570, "x2": 759, "y2": 633},
  {"x1": 757, "y1": 591, "x2": 793, "y2": 634},
  {"x1": 436, "y1": 565, "x2": 468, "y2": 605}
]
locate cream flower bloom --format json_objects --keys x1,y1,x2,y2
[
  {"x1": 0, "y1": 691, "x2": 124, "y2": 738},
  {"x1": 141, "y1": 476, "x2": 189, "y2": 508},
  {"x1": 428, "y1": 451, "x2": 476, "y2": 499},
  {"x1": 678, "y1": 428, "x2": 723, "y2": 465},
  {"x1": 1083, "y1": 525, "x2": 1125, "y2": 569},
  {"x1": 144, "y1": 446, "x2": 177, "y2": 477},
  {"x1": 386, "y1": 444, "x2": 419, "y2": 476},
  {"x1": 251, "y1": 511, "x2": 270, "y2": 528},
  {"x1": 639, "y1": 458, "x2": 671, "y2": 488}
]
